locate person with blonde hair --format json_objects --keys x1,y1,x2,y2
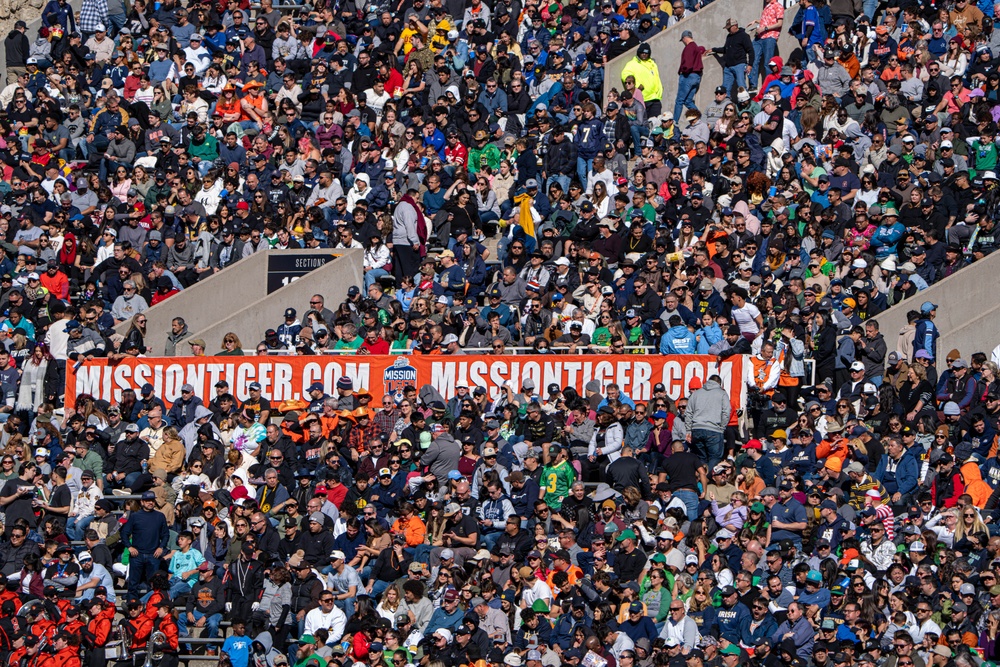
[{"x1": 218, "y1": 332, "x2": 244, "y2": 356}]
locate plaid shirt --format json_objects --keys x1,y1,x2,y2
[
  {"x1": 373, "y1": 408, "x2": 396, "y2": 436},
  {"x1": 348, "y1": 422, "x2": 382, "y2": 454},
  {"x1": 79, "y1": 0, "x2": 109, "y2": 33}
]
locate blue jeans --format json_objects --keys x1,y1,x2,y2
[
  {"x1": 66, "y1": 514, "x2": 94, "y2": 541},
  {"x1": 629, "y1": 125, "x2": 649, "y2": 158},
  {"x1": 862, "y1": 0, "x2": 877, "y2": 18},
  {"x1": 107, "y1": 12, "x2": 127, "y2": 36},
  {"x1": 869, "y1": 375, "x2": 883, "y2": 387},
  {"x1": 128, "y1": 553, "x2": 160, "y2": 597},
  {"x1": 722, "y1": 65, "x2": 747, "y2": 98},
  {"x1": 673, "y1": 489, "x2": 700, "y2": 522},
  {"x1": 690, "y1": 429, "x2": 725, "y2": 470},
  {"x1": 576, "y1": 157, "x2": 593, "y2": 189},
  {"x1": 364, "y1": 268, "x2": 390, "y2": 290},
  {"x1": 751, "y1": 38, "x2": 777, "y2": 91},
  {"x1": 674, "y1": 73, "x2": 701, "y2": 121},
  {"x1": 178, "y1": 609, "x2": 222, "y2": 652},
  {"x1": 168, "y1": 576, "x2": 193, "y2": 600},
  {"x1": 481, "y1": 531, "x2": 502, "y2": 551},
  {"x1": 546, "y1": 174, "x2": 571, "y2": 194}
]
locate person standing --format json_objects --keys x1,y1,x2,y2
[
  {"x1": 392, "y1": 190, "x2": 425, "y2": 283},
  {"x1": 621, "y1": 42, "x2": 663, "y2": 118},
  {"x1": 684, "y1": 375, "x2": 731, "y2": 470},
  {"x1": 913, "y1": 301, "x2": 940, "y2": 363},
  {"x1": 120, "y1": 490, "x2": 169, "y2": 597},
  {"x1": 3, "y1": 21, "x2": 28, "y2": 85},
  {"x1": 713, "y1": 18, "x2": 754, "y2": 98},
  {"x1": 674, "y1": 31, "x2": 705, "y2": 123},
  {"x1": 748, "y1": 0, "x2": 785, "y2": 91}
]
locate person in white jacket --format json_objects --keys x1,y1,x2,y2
[{"x1": 303, "y1": 591, "x2": 347, "y2": 644}]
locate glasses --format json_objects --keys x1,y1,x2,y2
[{"x1": 320, "y1": 597, "x2": 335, "y2": 603}]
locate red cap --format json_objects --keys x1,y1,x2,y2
[
  {"x1": 236, "y1": 201, "x2": 250, "y2": 211},
  {"x1": 743, "y1": 439, "x2": 763, "y2": 450},
  {"x1": 688, "y1": 377, "x2": 703, "y2": 390}
]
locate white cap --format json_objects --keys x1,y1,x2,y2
[
  {"x1": 26, "y1": 272, "x2": 39, "y2": 281},
  {"x1": 865, "y1": 489, "x2": 882, "y2": 498},
  {"x1": 329, "y1": 550, "x2": 346, "y2": 561},
  {"x1": 685, "y1": 553, "x2": 699, "y2": 565},
  {"x1": 658, "y1": 531, "x2": 675, "y2": 541},
  {"x1": 34, "y1": 447, "x2": 48, "y2": 457},
  {"x1": 435, "y1": 629, "x2": 453, "y2": 642},
  {"x1": 78, "y1": 550, "x2": 93, "y2": 562},
  {"x1": 554, "y1": 257, "x2": 571, "y2": 267},
  {"x1": 941, "y1": 140, "x2": 953, "y2": 148},
  {"x1": 910, "y1": 541, "x2": 926, "y2": 552}
]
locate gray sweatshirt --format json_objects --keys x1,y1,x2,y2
[
  {"x1": 392, "y1": 200, "x2": 420, "y2": 246},
  {"x1": 684, "y1": 380, "x2": 731, "y2": 434}
]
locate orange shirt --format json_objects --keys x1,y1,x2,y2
[{"x1": 546, "y1": 564, "x2": 583, "y2": 593}]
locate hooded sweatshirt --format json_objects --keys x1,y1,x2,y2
[
  {"x1": 659, "y1": 324, "x2": 697, "y2": 355},
  {"x1": 684, "y1": 380, "x2": 732, "y2": 434},
  {"x1": 961, "y1": 461, "x2": 992, "y2": 508}
]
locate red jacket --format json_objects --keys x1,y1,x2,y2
[{"x1": 51, "y1": 645, "x2": 81, "y2": 667}]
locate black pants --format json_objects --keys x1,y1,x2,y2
[
  {"x1": 646, "y1": 100, "x2": 662, "y2": 118},
  {"x1": 392, "y1": 245, "x2": 421, "y2": 282}
]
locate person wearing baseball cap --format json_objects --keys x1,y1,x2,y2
[{"x1": 120, "y1": 488, "x2": 170, "y2": 598}]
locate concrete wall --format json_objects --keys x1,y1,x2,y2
[
  {"x1": 872, "y1": 251, "x2": 1000, "y2": 368},
  {"x1": 604, "y1": 2, "x2": 800, "y2": 114},
  {"x1": 184, "y1": 248, "x2": 364, "y2": 354},
  {"x1": 117, "y1": 248, "x2": 363, "y2": 355}
]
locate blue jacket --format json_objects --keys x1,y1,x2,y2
[
  {"x1": 696, "y1": 322, "x2": 724, "y2": 354},
  {"x1": 739, "y1": 613, "x2": 777, "y2": 646},
  {"x1": 913, "y1": 318, "x2": 939, "y2": 360},
  {"x1": 660, "y1": 325, "x2": 697, "y2": 355},
  {"x1": 869, "y1": 222, "x2": 906, "y2": 259},
  {"x1": 874, "y1": 450, "x2": 920, "y2": 497}
]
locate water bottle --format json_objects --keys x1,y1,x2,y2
[{"x1": 142, "y1": 460, "x2": 148, "y2": 474}]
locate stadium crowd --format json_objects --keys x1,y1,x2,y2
[{"x1": 4, "y1": 1, "x2": 1000, "y2": 667}]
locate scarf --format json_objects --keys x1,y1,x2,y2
[
  {"x1": 513, "y1": 191, "x2": 535, "y2": 239},
  {"x1": 400, "y1": 194, "x2": 428, "y2": 248},
  {"x1": 16, "y1": 358, "x2": 47, "y2": 412}
]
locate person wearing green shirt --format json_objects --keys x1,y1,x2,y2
[
  {"x1": 541, "y1": 446, "x2": 577, "y2": 511},
  {"x1": 468, "y1": 130, "x2": 501, "y2": 174},
  {"x1": 187, "y1": 125, "x2": 219, "y2": 170},
  {"x1": 334, "y1": 323, "x2": 363, "y2": 350}
]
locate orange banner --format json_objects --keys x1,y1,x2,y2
[{"x1": 65, "y1": 354, "x2": 747, "y2": 413}]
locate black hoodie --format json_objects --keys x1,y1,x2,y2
[{"x1": 4, "y1": 30, "x2": 28, "y2": 69}]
